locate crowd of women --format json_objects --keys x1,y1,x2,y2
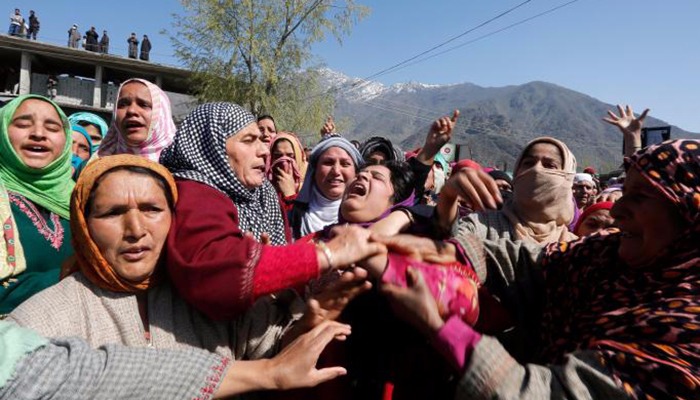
[{"x1": 0, "y1": 77, "x2": 697, "y2": 400}]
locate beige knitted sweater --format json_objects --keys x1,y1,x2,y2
[{"x1": 7, "y1": 272, "x2": 304, "y2": 360}]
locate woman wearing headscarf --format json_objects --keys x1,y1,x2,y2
[
  {"x1": 380, "y1": 139, "x2": 700, "y2": 400},
  {"x1": 268, "y1": 131, "x2": 308, "y2": 211},
  {"x1": 97, "y1": 78, "x2": 176, "y2": 162},
  {"x1": 67, "y1": 111, "x2": 108, "y2": 152},
  {"x1": 160, "y1": 103, "x2": 383, "y2": 320},
  {"x1": 438, "y1": 137, "x2": 578, "y2": 245},
  {"x1": 69, "y1": 124, "x2": 92, "y2": 179},
  {"x1": 289, "y1": 134, "x2": 364, "y2": 239},
  {"x1": 9, "y1": 154, "x2": 301, "y2": 359},
  {"x1": 0, "y1": 95, "x2": 74, "y2": 315},
  {"x1": 359, "y1": 136, "x2": 405, "y2": 164}
]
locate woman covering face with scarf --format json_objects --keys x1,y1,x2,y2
[
  {"x1": 438, "y1": 137, "x2": 578, "y2": 245},
  {"x1": 381, "y1": 139, "x2": 700, "y2": 400},
  {"x1": 159, "y1": 103, "x2": 383, "y2": 320},
  {"x1": 98, "y1": 78, "x2": 176, "y2": 162},
  {"x1": 267, "y1": 132, "x2": 308, "y2": 211}
]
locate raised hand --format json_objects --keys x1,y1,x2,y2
[
  {"x1": 320, "y1": 115, "x2": 336, "y2": 137},
  {"x1": 273, "y1": 166, "x2": 296, "y2": 197},
  {"x1": 603, "y1": 104, "x2": 649, "y2": 156},
  {"x1": 418, "y1": 110, "x2": 459, "y2": 163},
  {"x1": 603, "y1": 104, "x2": 649, "y2": 136}
]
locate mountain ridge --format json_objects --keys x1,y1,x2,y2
[{"x1": 321, "y1": 69, "x2": 697, "y2": 171}]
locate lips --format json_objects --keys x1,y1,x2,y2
[
  {"x1": 20, "y1": 143, "x2": 51, "y2": 156},
  {"x1": 123, "y1": 120, "x2": 146, "y2": 134},
  {"x1": 347, "y1": 182, "x2": 367, "y2": 197},
  {"x1": 120, "y1": 246, "x2": 151, "y2": 261}
]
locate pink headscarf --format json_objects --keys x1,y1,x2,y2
[
  {"x1": 98, "y1": 78, "x2": 176, "y2": 162},
  {"x1": 267, "y1": 132, "x2": 308, "y2": 193}
]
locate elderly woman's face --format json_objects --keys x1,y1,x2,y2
[
  {"x1": 314, "y1": 147, "x2": 356, "y2": 200},
  {"x1": 7, "y1": 99, "x2": 66, "y2": 169},
  {"x1": 87, "y1": 170, "x2": 172, "y2": 282},
  {"x1": 71, "y1": 131, "x2": 91, "y2": 161},
  {"x1": 341, "y1": 165, "x2": 395, "y2": 223},
  {"x1": 611, "y1": 168, "x2": 687, "y2": 267},
  {"x1": 115, "y1": 82, "x2": 152, "y2": 146},
  {"x1": 225, "y1": 122, "x2": 270, "y2": 188}
]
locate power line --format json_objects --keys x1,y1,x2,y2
[
  {"x1": 359, "y1": 0, "x2": 533, "y2": 83},
  {"x1": 303, "y1": 0, "x2": 536, "y2": 103},
  {"x1": 383, "y1": 0, "x2": 581, "y2": 74}
]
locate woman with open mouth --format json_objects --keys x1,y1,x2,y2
[
  {"x1": 159, "y1": 103, "x2": 384, "y2": 321},
  {"x1": 98, "y1": 78, "x2": 176, "y2": 162},
  {"x1": 0, "y1": 95, "x2": 75, "y2": 315}
]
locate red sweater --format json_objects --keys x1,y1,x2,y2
[{"x1": 166, "y1": 179, "x2": 319, "y2": 320}]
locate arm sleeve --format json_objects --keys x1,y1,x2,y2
[
  {"x1": 0, "y1": 337, "x2": 230, "y2": 400},
  {"x1": 455, "y1": 336, "x2": 629, "y2": 400},
  {"x1": 166, "y1": 180, "x2": 318, "y2": 320}
]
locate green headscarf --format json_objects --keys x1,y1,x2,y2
[{"x1": 0, "y1": 95, "x2": 74, "y2": 219}]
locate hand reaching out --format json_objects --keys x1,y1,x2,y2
[{"x1": 603, "y1": 104, "x2": 649, "y2": 137}]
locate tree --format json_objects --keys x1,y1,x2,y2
[{"x1": 168, "y1": 0, "x2": 369, "y2": 133}]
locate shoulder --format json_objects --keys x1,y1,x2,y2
[{"x1": 7, "y1": 273, "x2": 86, "y2": 332}]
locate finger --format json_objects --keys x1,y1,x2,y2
[
  {"x1": 625, "y1": 104, "x2": 633, "y2": 117},
  {"x1": 454, "y1": 174, "x2": 485, "y2": 211},
  {"x1": 451, "y1": 109, "x2": 460, "y2": 123},
  {"x1": 605, "y1": 110, "x2": 619, "y2": 121},
  {"x1": 479, "y1": 170, "x2": 503, "y2": 205},
  {"x1": 470, "y1": 176, "x2": 499, "y2": 210},
  {"x1": 310, "y1": 367, "x2": 348, "y2": 386},
  {"x1": 616, "y1": 104, "x2": 625, "y2": 117},
  {"x1": 638, "y1": 108, "x2": 650, "y2": 121}
]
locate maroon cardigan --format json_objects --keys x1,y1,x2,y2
[{"x1": 166, "y1": 179, "x2": 319, "y2": 320}]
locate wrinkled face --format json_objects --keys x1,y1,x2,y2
[
  {"x1": 225, "y1": 122, "x2": 269, "y2": 188},
  {"x1": 87, "y1": 170, "x2": 172, "y2": 282},
  {"x1": 611, "y1": 168, "x2": 687, "y2": 267},
  {"x1": 341, "y1": 165, "x2": 395, "y2": 223},
  {"x1": 271, "y1": 139, "x2": 294, "y2": 163},
  {"x1": 573, "y1": 181, "x2": 597, "y2": 208},
  {"x1": 7, "y1": 99, "x2": 67, "y2": 169},
  {"x1": 576, "y1": 209, "x2": 614, "y2": 237},
  {"x1": 517, "y1": 143, "x2": 563, "y2": 175},
  {"x1": 314, "y1": 147, "x2": 356, "y2": 200},
  {"x1": 115, "y1": 82, "x2": 152, "y2": 146},
  {"x1": 71, "y1": 131, "x2": 91, "y2": 161},
  {"x1": 83, "y1": 123, "x2": 102, "y2": 146},
  {"x1": 258, "y1": 118, "x2": 276, "y2": 144}
]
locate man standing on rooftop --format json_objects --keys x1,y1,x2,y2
[
  {"x1": 139, "y1": 34, "x2": 151, "y2": 61},
  {"x1": 8, "y1": 8, "x2": 22, "y2": 37}
]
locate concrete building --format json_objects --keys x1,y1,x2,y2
[{"x1": 0, "y1": 34, "x2": 194, "y2": 122}]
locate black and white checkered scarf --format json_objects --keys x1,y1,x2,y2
[{"x1": 160, "y1": 103, "x2": 287, "y2": 245}]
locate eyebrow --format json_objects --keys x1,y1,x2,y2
[{"x1": 12, "y1": 114, "x2": 63, "y2": 126}]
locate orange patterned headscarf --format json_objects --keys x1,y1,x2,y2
[{"x1": 65, "y1": 154, "x2": 178, "y2": 293}]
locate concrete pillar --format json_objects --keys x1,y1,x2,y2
[
  {"x1": 19, "y1": 51, "x2": 32, "y2": 95},
  {"x1": 155, "y1": 75, "x2": 163, "y2": 88},
  {"x1": 93, "y1": 65, "x2": 103, "y2": 108}
]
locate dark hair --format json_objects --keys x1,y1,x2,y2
[
  {"x1": 84, "y1": 166, "x2": 175, "y2": 218},
  {"x1": 257, "y1": 114, "x2": 275, "y2": 125},
  {"x1": 372, "y1": 160, "x2": 414, "y2": 204}
]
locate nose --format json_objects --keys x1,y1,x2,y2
[
  {"x1": 357, "y1": 170, "x2": 370, "y2": 181},
  {"x1": 123, "y1": 210, "x2": 146, "y2": 242},
  {"x1": 257, "y1": 139, "x2": 270, "y2": 159}
]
